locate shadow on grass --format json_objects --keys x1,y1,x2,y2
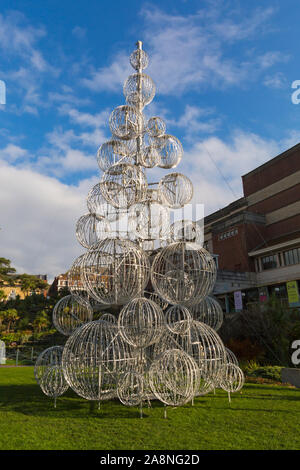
[{"x1": 0, "y1": 383, "x2": 165, "y2": 420}]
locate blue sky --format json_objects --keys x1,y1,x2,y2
[{"x1": 1, "y1": 0, "x2": 300, "y2": 279}]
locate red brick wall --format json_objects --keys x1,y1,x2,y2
[
  {"x1": 265, "y1": 214, "x2": 300, "y2": 240},
  {"x1": 212, "y1": 222, "x2": 267, "y2": 272},
  {"x1": 249, "y1": 183, "x2": 300, "y2": 214},
  {"x1": 242, "y1": 146, "x2": 300, "y2": 196}
]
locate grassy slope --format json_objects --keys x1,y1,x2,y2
[{"x1": 0, "y1": 367, "x2": 300, "y2": 450}]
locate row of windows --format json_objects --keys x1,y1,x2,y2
[
  {"x1": 218, "y1": 228, "x2": 238, "y2": 241},
  {"x1": 260, "y1": 247, "x2": 300, "y2": 271}
]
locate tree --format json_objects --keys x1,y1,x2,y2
[
  {"x1": 1, "y1": 308, "x2": 19, "y2": 333},
  {"x1": 19, "y1": 274, "x2": 47, "y2": 297},
  {"x1": 0, "y1": 258, "x2": 16, "y2": 283},
  {"x1": 33, "y1": 310, "x2": 50, "y2": 333},
  {"x1": 0, "y1": 289, "x2": 6, "y2": 302}
]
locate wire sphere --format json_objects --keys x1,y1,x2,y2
[
  {"x1": 151, "y1": 242, "x2": 217, "y2": 306},
  {"x1": 67, "y1": 254, "x2": 91, "y2": 306},
  {"x1": 159, "y1": 173, "x2": 193, "y2": 209},
  {"x1": 144, "y1": 291, "x2": 169, "y2": 310},
  {"x1": 62, "y1": 320, "x2": 134, "y2": 401},
  {"x1": 147, "y1": 117, "x2": 166, "y2": 138},
  {"x1": 97, "y1": 140, "x2": 132, "y2": 172},
  {"x1": 128, "y1": 202, "x2": 170, "y2": 240},
  {"x1": 100, "y1": 312, "x2": 117, "y2": 324},
  {"x1": 189, "y1": 296, "x2": 224, "y2": 332},
  {"x1": 118, "y1": 297, "x2": 165, "y2": 348},
  {"x1": 154, "y1": 320, "x2": 227, "y2": 396},
  {"x1": 34, "y1": 346, "x2": 68, "y2": 398},
  {"x1": 109, "y1": 105, "x2": 145, "y2": 141},
  {"x1": 100, "y1": 163, "x2": 148, "y2": 209},
  {"x1": 130, "y1": 48, "x2": 149, "y2": 70},
  {"x1": 225, "y1": 347, "x2": 239, "y2": 366},
  {"x1": 117, "y1": 371, "x2": 144, "y2": 406},
  {"x1": 124, "y1": 73, "x2": 155, "y2": 107},
  {"x1": 76, "y1": 213, "x2": 111, "y2": 249},
  {"x1": 81, "y1": 238, "x2": 150, "y2": 305},
  {"x1": 170, "y1": 220, "x2": 202, "y2": 245},
  {"x1": 155, "y1": 135, "x2": 183, "y2": 169},
  {"x1": 140, "y1": 145, "x2": 161, "y2": 168},
  {"x1": 149, "y1": 349, "x2": 200, "y2": 406},
  {"x1": 87, "y1": 183, "x2": 125, "y2": 222},
  {"x1": 52, "y1": 294, "x2": 93, "y2": 336},
  {"x1": 218, "y1": 363, "x2": 244, "y2": 393},
  {"x1": 165, "y1": 305, "x2": 192, "y2": 335}
]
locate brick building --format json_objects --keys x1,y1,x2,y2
[{"x1": 203, "y1": 142, "x2": 300, "y2": 312}]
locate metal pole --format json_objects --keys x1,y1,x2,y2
[{"x1": 16, "y1": 349, "x2": 19, "y2": 366}]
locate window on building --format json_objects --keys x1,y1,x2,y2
[
  {"x1": 283, "y1": 247, "x2": 300, "y2": 266},
  {"x1": 261, "y1": 255, "x2": 277, "y2": 270}
]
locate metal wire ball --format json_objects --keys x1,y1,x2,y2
[
  {"x1": 159, "y1": 173, "x2": 193, "y2": 209},
  {"x1": 97, "y1": 140, "x2": 132, "y2": 172},
  {"x1": 123, "y1": 73, "x2": 155, "y2": 107},
  {"x1": 109, "y1": 105, "x2": 145, "y2": 141},
  {"x1": 149, "y1": 349, "x2": 200, "y2": 406},
  {"x1": 81, "y1": 238, "x2": 150, "y2": 305},
  {"x1": 100, "y1": 163, "x2": 148, "y2": 209},
  {"x1": 34, "y1": 346, "x2": 68, "y2": 398},
  {"x1": 189, "y1": 296, "x2": 224, "y2": 332},
  {"x1": 118, "y1": 297, "x2": 165, "y2": 348},
  {"x1": 155, "y1": 134, "x2": 183, "y2": 169},
  {"x1": 52, "y1": 294, "x2": 93, "y2": 336},
  {"x1": 130, "y1": 48, "x2": 149, "y2": 70},
  {"x1": 62, "y1": 320, "x2": 135, "y2": 401},
  {"x1": 147, "y1": 117, "x2": 166, "y2": 138},
  {"x1": 87, "y1": 183, "x2": 125, "y2": 222},
  {"x1": 76, "y1": 213, "x2": 111, "y2": 249},
  {"x1": 151, "y1": 242, "x2": 217, "y2": 306}
]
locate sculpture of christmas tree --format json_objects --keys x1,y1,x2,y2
[{"x1": 35, "y1": 42, "x2": 244, "y2": 415}]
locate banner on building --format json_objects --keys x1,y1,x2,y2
[
  {"x1": 234, "y1": 290, "x2": 243, "y2": 311},
  {"x1": 286, "y1": 281, "x2": 300, "y2": 307}
]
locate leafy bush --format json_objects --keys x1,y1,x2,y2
[{"x1": 241, "y1": 361, "x2": 283, "y2": 382}]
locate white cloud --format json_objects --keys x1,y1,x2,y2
[
  {"x1": 82, "y1": 4, "x2": 287, "y2": 95},
  {"x1": 0, "y1": 159, "x2": 89, "y2": 282}
]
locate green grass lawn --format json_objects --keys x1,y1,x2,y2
[{"x1": 0, "y1": 366, "x2": 300, "y2": 450}]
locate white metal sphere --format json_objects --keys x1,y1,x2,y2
[
  {"x1": 81, "y1": 238, "x2": 150, "y2": 305},
  {"x1": 159, "y1": 173, "x2": 193, "y2": 209},
  {"x1": 76, "y1": 213, "x2": 111, "y2": 249},
  {"x1": 117, "y1": 372, "x2": 144, "y2": 406},
  {"x1": 34, "y1": 346, "x2": 68, "y2": 398},
  {"x1": 154, "y1": 320, "x2": 227, "y2": 396},
  {"x1": 156, "y1": 134, "x2": 183, "y2": 169},
  {"x1": 62, "y1": 320, "x2": 134, "y2": 401},
  {"x1": 189, "y1": 296, "x2": 224, "y2": 332},
  {"x1": 87, "y1": 183, "x2": 125, "y2": 222},
  {"x1": 123, "y1": 73, "x2": 155, "y2": 107},
  {"x1": 52, "y1": 294, "x2": 93, "y2": 336},
  {"x1": 151, "y1": 242, "x2": 217, "y2": 306},
  {"x1": 130, "y1": 48, "x2": 149, "y2": 70},
  {"x1": 149, "y1": 349, "x2": 200, "y2": 406},
  {"x1": 144, "y1": 291, "x2": 169, "y2": 311},
  {"x1": 67, "y1": 254, "x2": 91, "y2": 306},
  {"x1": 147, "y1": 117, "x2": 166, "y2": 138},
  {"x1": 170, "y1": 220, "x2": 202, "y2": 245},
  {"x1": 97, "y1": 140, "x2": 132, "y2": 172},
  {"x1": 109, "y1": 105, "x2": 145, "y2": 141},
  {"x1": 140, "y1": 145, "x2": 161, "y2": 168},
  {"x1": 100, "y1": 163, "x2": 148, "y2": 209},
  {"x1": 100, "y1": 312, "x2": 117, "y2": 324},
  {"x1": 118, "y1": 297, "x2": 165, "y2": 348},
  {"x1": 218, "y1": 363, "x2": 244, "y2": 393},
  {"x1": 128, "y1": 202, "x2": 170, "y2": 241},
  {"x1": 165, "y1": 305, "x2": 192, "y2": 335}
]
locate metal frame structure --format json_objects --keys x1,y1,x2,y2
[{"x1": 35, "y1": 41, "x2": 244, "y2": 414}]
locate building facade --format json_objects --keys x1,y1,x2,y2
[{"x1": 203, "y1": 143, "x2": 300, "y2": 312}]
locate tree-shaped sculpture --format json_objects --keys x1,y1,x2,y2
[{"x1": 35, "y1": 41, "x2": 243, "y2": 415}]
